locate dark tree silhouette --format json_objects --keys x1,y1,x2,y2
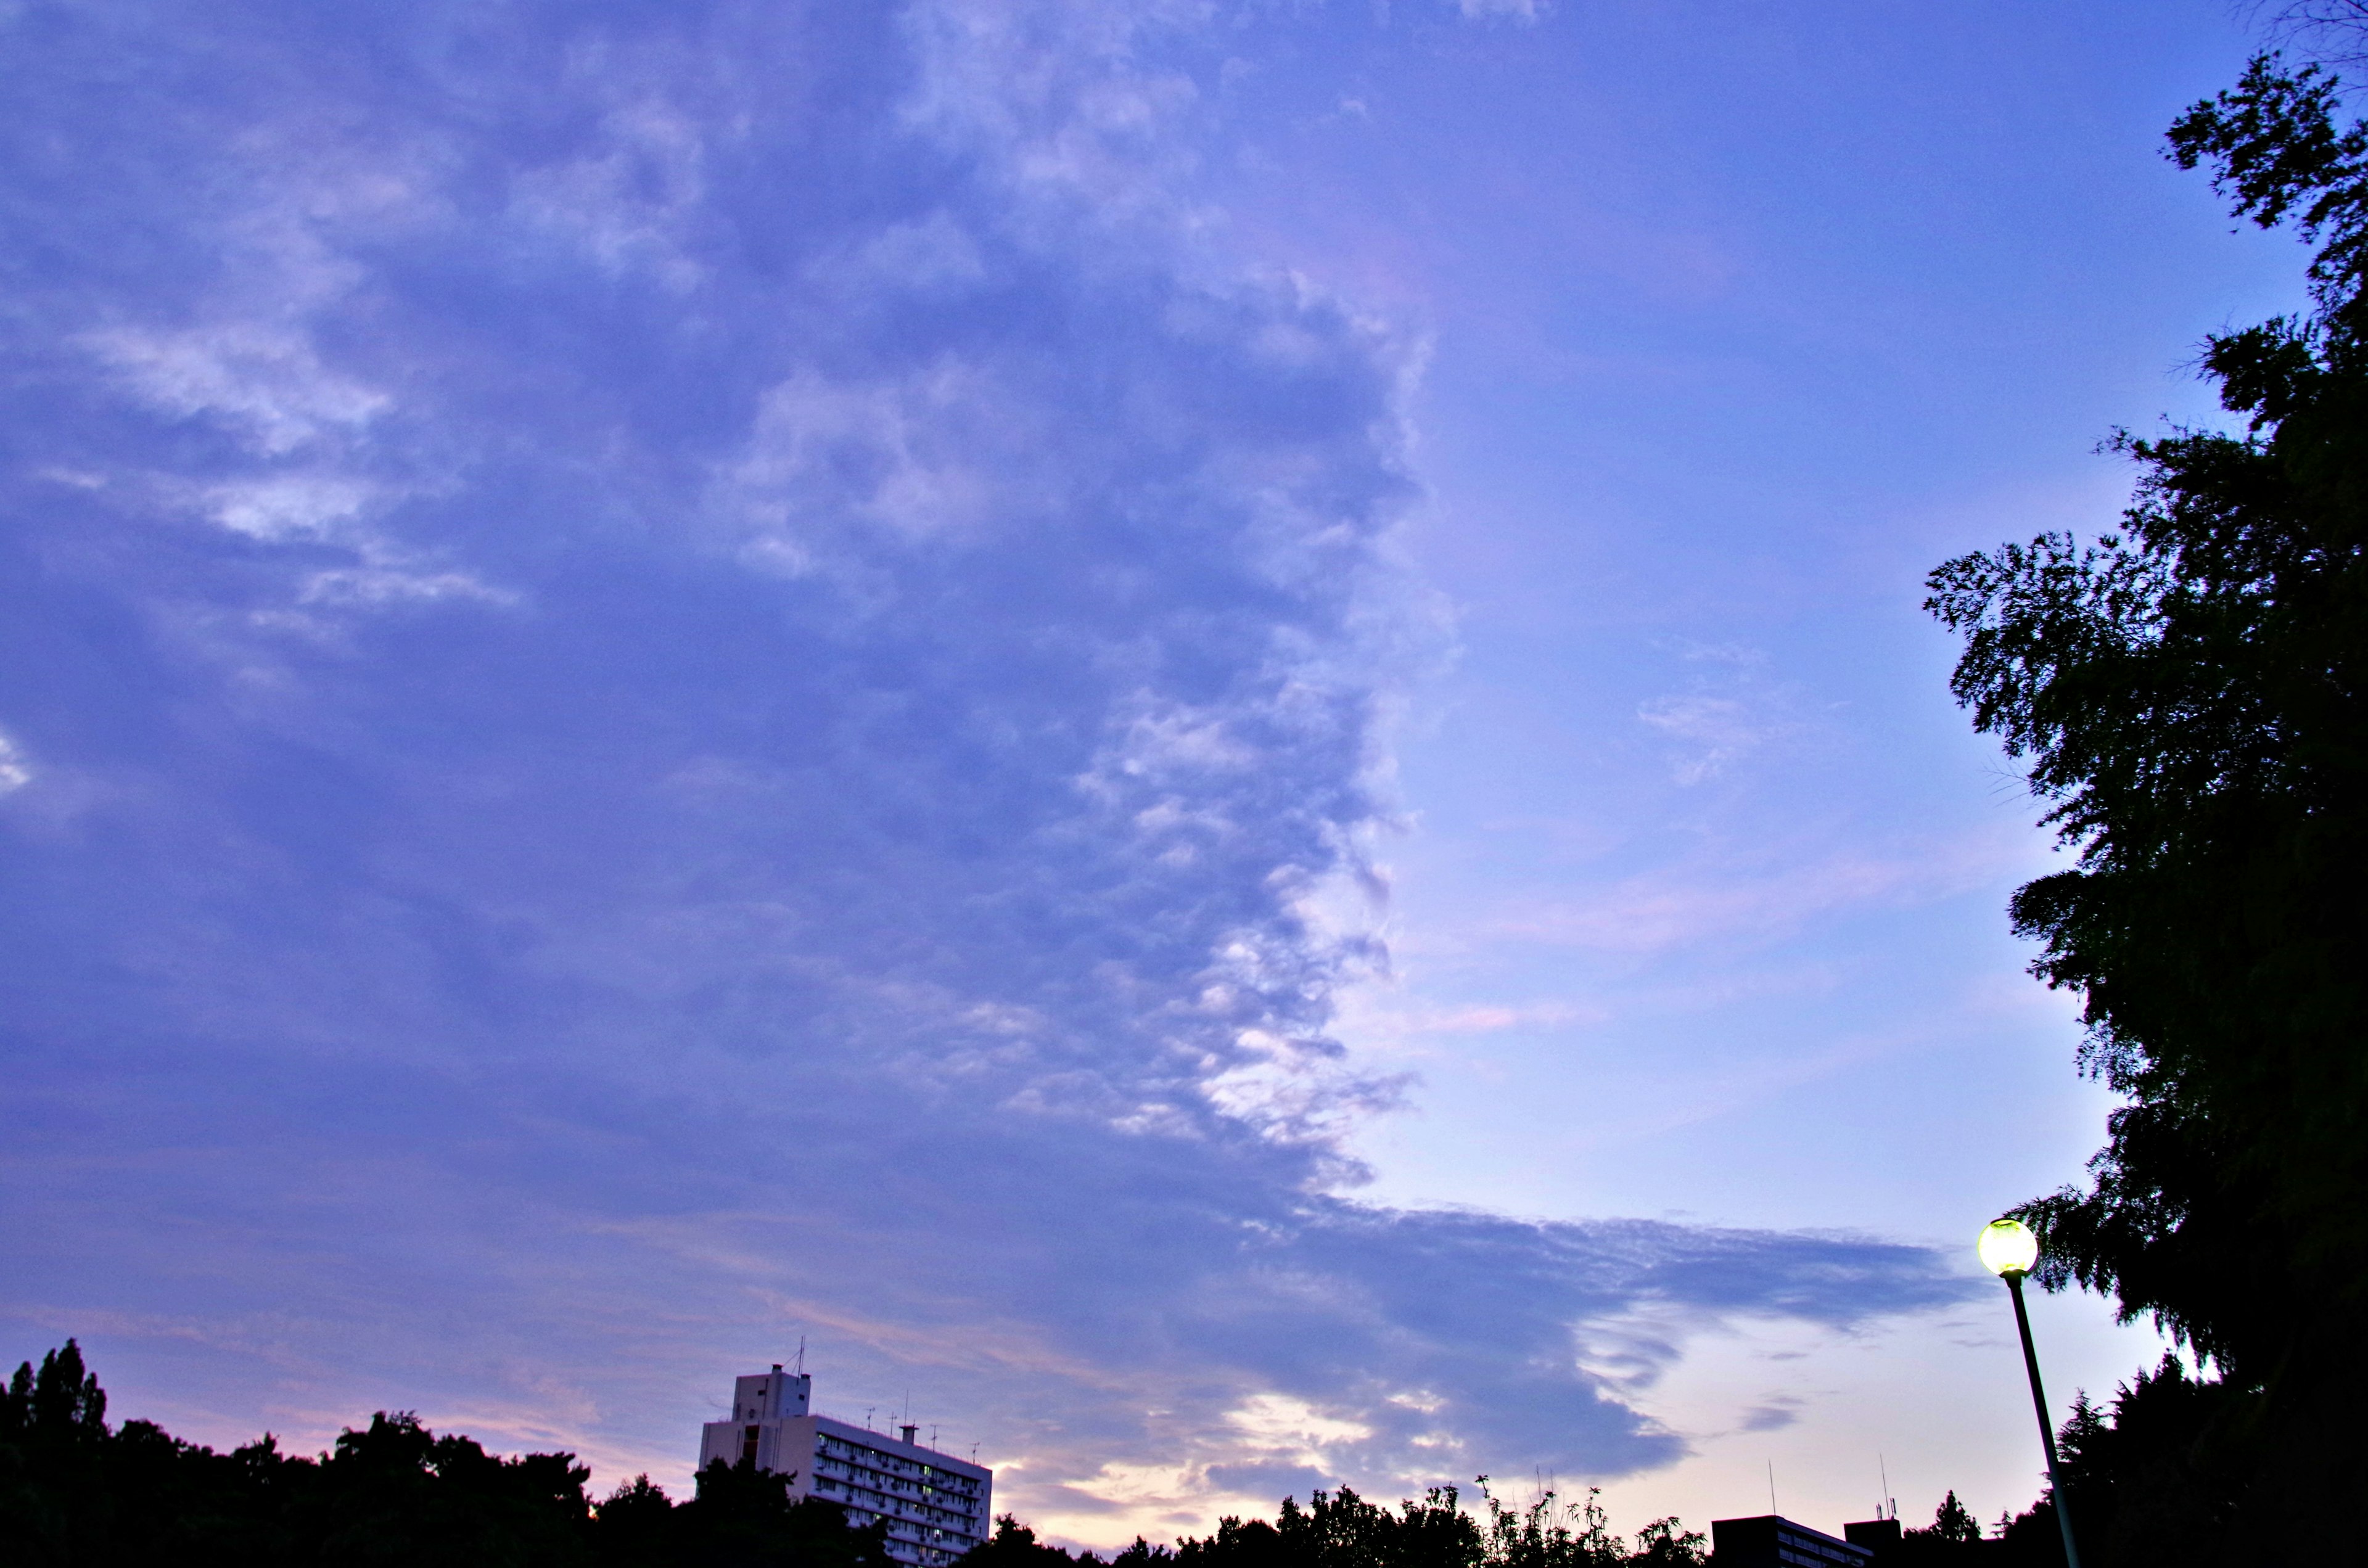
[
  {"x1": 960, "y1": 1479, "x2": 1703, "y2": 1568},
  {"x1": 0, "y1": 1339, "x2": 894, "y2": 1568},
  {"x1": 1926, "y1": 46, "x2": 2368, "y2": 1565}
]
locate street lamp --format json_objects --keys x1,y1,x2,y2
[{"x1": 1979, "y1": 1218, "x2": 2081, "y2": 1568}]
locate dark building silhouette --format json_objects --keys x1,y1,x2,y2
[
  {"x1": 1842, "y1": 1519, "x2": 1902, "y2": 1559},
  {"x1": 1709, "y1": 1514, "x2": 1875, "y2": 1568}
]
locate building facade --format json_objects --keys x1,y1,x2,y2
[
  {"x1": 697, "y1": 1367, "x2": 993, "y2": 1567},
  {"x1": 1708, "y1": 1514, "x2": 1874, "y2": 1568}
]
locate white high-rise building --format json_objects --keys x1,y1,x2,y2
[{"x1": 698, "y1": 1366, "x2": 994, "y2": 1567}]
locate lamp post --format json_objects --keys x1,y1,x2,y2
[{"x1": 1978, "y1": 1218, "x2": 2082, "y2": 1568}]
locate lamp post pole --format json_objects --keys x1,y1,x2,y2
[
  {"x1": 2004, "y1": 1270, "x2": 2081, "y2": 1568},
  {"x1": 1978, "y1": 1219, "x2": 2081, "y2": 1568}
]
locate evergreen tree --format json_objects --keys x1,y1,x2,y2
[{"x1": 1925, "y1": 1493, "x2": 1980, "y2": 1546}]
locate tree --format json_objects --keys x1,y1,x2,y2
[
  {"x1": 1621, "y1": 1519, "x2": 1706, "y2": 1568},
  {"x1": 1472, "y1": 1479, "x2": 1622, "y2": 1568},
  {"x1": 300, "y1": 1409, "x2": 594, "y2": 1565},
  {"x1": 590, "y1": 1474, "x2": 680, "y2": 1567},
  {"x1": 0, "y1": 1337, "x2": 897, "y2": 1567},
  {"x1": 1925, "y1": 47, "x2": 2368, "y2": 1563},
  {"x1": 971, "y1": 1514, "x2": 1106, "y2": 1568},
  {"x1": 1044, "y1": 1479, "x2": 1700, "y2": 1568},
  {"x1": 1, "y1": 1341, "x2": 121, "y2": 1565},
  {"x1": 1173, "y1": 1514, "x2": 1293, "y2": 1568},
  {"x1": 1, "y1": 1339, "x2": 108, "y2": 1441},
  {"x1": 1925, "y1": 1493, "x2": 1981, "y2": 1547},
  {"x1": 673, "y1": 1459, "x2": 895, "y2": 1568},
  {"x1": 2264, "y1": 1, "x2": 2368, "y2": 68},
  {"x1": 1968, "y1": 1357, "x2": 2255, "y2": 1568}
]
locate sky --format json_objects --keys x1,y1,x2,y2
[{"x1": 0, "y1": 0, "x2": 2311, "y2": 1551}]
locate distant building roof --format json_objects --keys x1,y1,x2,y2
[
  {"x1": 1841, "y1": 1519, "x2": 1901, "y2": 1554},
  {"x1": 1709, "y1": 1514, "x2": 1873, "y2": 1568}
]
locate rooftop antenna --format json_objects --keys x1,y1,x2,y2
[
  {"x1": 1767, "y1": 1461, "x2": 1778, "y2": 1516},
  {"x1": 866, "y1": 1406, "x2": 876, "y2": 1430},
  {"x1": 1880, "y1": 1454, "x2": 1894, "y2": 1521},
  {"x1": 797, "y1": 1337, "x2": 806, "y2": 1376}
]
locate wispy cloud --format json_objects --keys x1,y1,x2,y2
[
  {"x1": 1490, "y1": 832, "x2": 2022, "y2": 956},
  {"x1": 1636, "y1": 694, "x2": 1775, "y2": 787},
  {"x1": 1455, "y1": 0, "x2": 1551, "y2": 24},
  {"x1": 1634, "y1": 643, "x2": 1804, "y2": 787}
]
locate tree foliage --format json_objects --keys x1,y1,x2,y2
[
  {"x1": 958, "y1": 1482, "x2": 1703, "y2": 1568},
  {"x1": 0, "y1": 1341, "x2": 1717, "y2": 1568},
  {"x1": 7, "y1": 1338, "x2": 2280, "y2": 1568},
  {"x1": 1926, "y1": 46, "x2": 2368, "y2": 1564},
  {"x1": 0, "y1": 1339, "x2": 893, "y2": 1567},
  {"x1": 1798, "y1": 1360, "x2": 2266, "y2": 1568},
  {"x1": 1918, "y1": 1493, "x2": 1981, "y2": 1548}
]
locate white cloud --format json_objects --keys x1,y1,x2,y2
[
  {"x1": 203, "y1": 474, "x2": 383, "y2": 543},
  {"x1": 1456, "y1": 0, "x2": 1548, "y2": 22},
  {"x1": 511, "y1": 99, "x2": 712, "y2": 290},
  {"x1": 87, "y1": 324, "x2": 389, "y2": 456},
  {"x1": 717, "y1": 363, "x2": 1039, "y2": 557}
]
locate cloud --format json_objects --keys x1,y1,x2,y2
[
  {"x1": 1635, "y1": 643, "x2": 1802, "y2": 787},
  {"x1": 1489, "y1": 832, "x2": 2021, "y2": 957},
  {"x1": 1455, "y1": 0, "x2": 1550, "y2": 22},
  {"x1": 0, "y1": 0, "x2": 1960, "y2": 1542},
  {"x1": 1635, "y1": 694, "x2": 1772, "y2": 787},
  {"x1": 86, "y1": 324, "x2": 392, "y2": 459}
]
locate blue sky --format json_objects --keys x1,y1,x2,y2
[{"x1": 0, "y1": 0, "x2": 2303, "y2": 1548}]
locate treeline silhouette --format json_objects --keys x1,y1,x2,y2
[
  {"x1": 0, "y1": 1339, "x2": 890, "y2": 1567},
  {"x1": 5, "y1": 1339, "x2": 2248, "y2": 1568},
  {"x1": 967, "y1": 1356, "x2": 2250, "y2": 1568},
  {"x1": 1864, "y1": 1358, "x2": 2248, "y2": 1565},
  {"x1": 0, "y1": 1345, "x2": 1706, "y2": 1568},
  {"x1": 960, "y1": 1479, "x2": 1709, "y2": 1568}
]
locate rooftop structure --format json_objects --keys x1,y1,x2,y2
[
  {"x1": 1841, "y1": 1519, "x2": 1901, "y2": 1558},
  {"x1": 698, "y1": 1366, "x2": 993, "y2": 1567},
  {"x1": 1709, "y1": 1514, "x2": 1875, "y2": 1568}
]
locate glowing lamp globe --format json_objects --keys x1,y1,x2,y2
[{"x1": 1979, "y1": 1218, "x2": 2040, "y2": 1278}]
